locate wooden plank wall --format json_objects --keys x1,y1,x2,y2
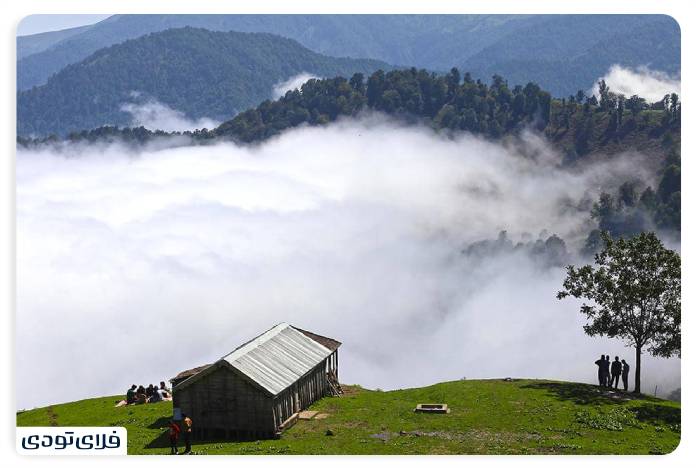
[
  {"x1": 176, "y1": 351, "x2": 339, "y2": 439},
  {"x1": 175, "y1": 366, "x2": 275, "y2": 439}
]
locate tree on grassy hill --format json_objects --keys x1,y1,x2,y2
[{"x1": 557, "y1": 232, "x2": 680, "y2": 393}]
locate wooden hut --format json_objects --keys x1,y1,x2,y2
[{"x1": 171, "y1": 322, "x2": 341, "y2": 439}]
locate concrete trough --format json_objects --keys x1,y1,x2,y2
[{"x1": 414, "y1": 403, "x2": 450, "y2": 414}]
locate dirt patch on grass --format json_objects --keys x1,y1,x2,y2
[
  {"x1": 340, "y1": 385, "x2": 363, "y2": 396},
  {"x1": 389, "y1": 428, "x2": 543, "y2": 445},
  {"x1": 465, "y1": 428, "x2": 543, "y2": 444},
  {"x1": 341, "y1": 420, "x2": 370, "y2": 429},
  {"x1": 399, "y1": 430, "x2": 463, "y2": 441},
  {"x1": 46, "y1": 406, "x2": 58, "y2": 426}
]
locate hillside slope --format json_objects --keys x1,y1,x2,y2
[
  {"x1": 17, "y1": 14, "x2": 679, "y2": 96},
  {"x1": 17, "y1": 14, "x2": 526, "y2": 91},
  {"x1": 463, "y1": 16, "x2": 680, "y2": 97},
  {"x1": 17, "y1": 27, "x2": 392, "y2": 136},
  {"x1": 16, "y1": 379, "x2": 680, "y2": 455}
]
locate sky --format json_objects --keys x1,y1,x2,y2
[{"x1": 17, "y1": 14, "x2": 110, "y2": 36}]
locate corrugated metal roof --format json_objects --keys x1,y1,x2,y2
[{"x1": 220, "y1": 323, "x2": 333, "y2": 396}]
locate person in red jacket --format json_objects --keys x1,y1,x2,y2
[{"x1": 168, "y1": 420, "x2": 181, "y2": 455}]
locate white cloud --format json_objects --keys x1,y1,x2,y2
[
  {"x1": 272, "y1": 72, "x2": 319, "y2": 99},
  {"x1": 120, "y1": 99, "x2": 220, "y2": 132},
  {"x1": 16, "y1": 117, "x2": 678, "y2": 409},
  {"x1": 592, "y1": 65, "x2": 681, "y2": 103}
]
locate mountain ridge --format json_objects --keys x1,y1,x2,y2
[
  {"x1": 17, "y1": 14, "x2": 680, "y2": 96},
  {"x1": 17, "y1": 27, "x2": 393, "y2": 136}
]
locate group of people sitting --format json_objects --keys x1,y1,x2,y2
[
  {"x1": 116, "y1": 381, "x2": 172, "y2": 407},
  {"x1": 595, "y1": 355, "x2": 631, "y2": 391}
]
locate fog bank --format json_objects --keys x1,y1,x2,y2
[
  {"x1": 121, "y1": 99, "x2": 220, "y2": 132},
  {"x1": 592, "y1": 65, "x2": 681, "y2": 103},
  {"x1": 272, "y1": 73, "x2": 320, "y2": 99},
  {"x1": 16, "y1": 117, "x2": 679, "y2": 408}
]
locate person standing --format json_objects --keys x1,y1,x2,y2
[
  {"x1": 595, "y1": 355, "x2": 605, "y2": 386},
  {"x1": 621, "y1": 359, "x2": 630, "y2": 392},
  {"x1": 602, "y1": 355, "x2": 611, "y2": 387},
  {"x1": 169, "y1": 420, "x2": 181, "y2": 455},
  {"x1": 610, "y1": 356, "x2": 622, "y2": 388},
  {"x1": 182, "y1": 413, "x2": 193, "y2": 454}
]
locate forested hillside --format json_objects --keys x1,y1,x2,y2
[
  {"x1": 17, "y1": 15, "x2": 528, "y2": 90},
  {"x1": 18, "y1": 15, "x2": 680, "y2": 96},
  {"x1": 216, "y1": 69, "x2": 681, "y2": 241},
  {"x1": 20, "y1": 68, "x2": 681, "y2": 244},
  {"x1": 461, "y1": 15, "x2": 680, "y2": 96},
  {"x1": 17, "y1": 27, "x2": 391, "y2": 136}
]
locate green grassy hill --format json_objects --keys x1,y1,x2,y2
[{"x1": 16, "y1": 379, "x2": 680, "y2": 455}]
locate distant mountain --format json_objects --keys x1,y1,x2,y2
[
  {"x1": 17, "y1": 14, "x2": 680, "y2": 96},
  {"x1": 17, "y1": 23, "x2": 95, "y2": 59},
  {"x1": 461, "y1": 16, "x2": 680, "y2": 96},
  {"x1": 16, "y1": 14, "x2": 530, "y2": 90},
  {"x1": 17, "y1": 27, "x2": 392, "y2": 137}
]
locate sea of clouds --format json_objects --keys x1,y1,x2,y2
[{"x1": 16, "y1": 116, "x2": 680, "y2": 409}]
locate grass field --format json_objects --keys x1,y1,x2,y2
[{"x1": 16, "y1": 379, "x2": 680, "y2": 455}]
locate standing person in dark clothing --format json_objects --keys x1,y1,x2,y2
[
  {"x1": 182, "y1": 413, "x2": 193, "y2": 453},
  {"x1": 621, "y1": 359, "x2": 630, "y2": 391},
  {"x1": 169, "y1": 420, "x2": 180, "y2": 455},
  {"x1": 602, "y1": 355, "x2": 611, "y2": 387},
  {"x1": 610, "y1": 356, "x2": 622, "y2": 388},
  {"x1": 595, "y1": 355, "x2": 606, "y2": 386}
]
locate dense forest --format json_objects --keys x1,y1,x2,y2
[
  {"x1": 213, "y1": 68, "x2": 554, "y2": 141},
  {"x1": 19, "y1": 67, "x2": 681, "y2": 246},
  {"x1": 17, "y1": 27, "x2": 391, "y2": 136}
]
